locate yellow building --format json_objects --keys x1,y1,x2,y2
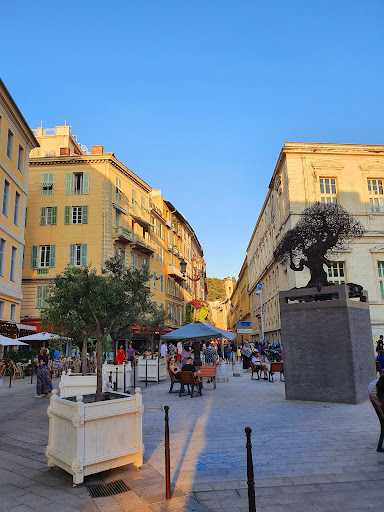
[
  {"x1": 229, "y1": 260, "x2": 251, "y2": 343},
  {"x1": 0, "y1": 79, "x2": 38, "y2": 338},
  {"x1": 247, "y1": 142, "x2": 384, "y2": 343},
  {"x1": 21, "y1": 125, "x2": 206, "y2": 345}
]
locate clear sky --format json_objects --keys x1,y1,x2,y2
[{"x1": 2, "y1": 1, "x2": 384, "y2": 279}]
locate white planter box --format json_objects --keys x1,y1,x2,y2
[
  {"x1": 46, "y1": 388, "x2": 144, "y2": 485},
  {"x1": 102, "y1": 364, "x2": 131, "y2": 391},
  {"x1": 138, "y1": 357, "x2": 167, "y2": 382},
  {"x1": 59, "y1": 372, "x2": 98, "y2": 398}
]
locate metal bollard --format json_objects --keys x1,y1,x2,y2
[
  {"x1": 158, "y1": 357, "x2": 160, "y2": 383},
  {"x1": 9, "y1": 366, "x2": 13, "y2": 388},
  {"x1": 164, "y1": 405, "x2": 171, "y2": 500},
  {"x1": 245, "y1": 427, "x2": 256, "y2": 512},
  {"x1": 124, "y1": 363, "x2": 126, "y2": 393},
  {"x1": 115, "y1": 367, "x2": 118, "y2": 391},
  {"x1": 30, "y1": 363, "x2": 34, "y2": 384},
  {"x1": 133, "y1": 359, "x2": 136, "y2": 389},
  {"x1": 145, "y1": 360, "x2": 148, "y2": 387}
]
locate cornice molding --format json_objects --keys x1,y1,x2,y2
[
  {"x1": 360, "y1": 159, "x2": 384, "y2": 172},
  {"x1": 311, "y1": 159, "x2": 345, "y2": 171},
  {"x1": 284, "y1": 142, "x2": 384, "y2": 156}
]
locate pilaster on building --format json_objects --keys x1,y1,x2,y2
[
  {"x1": 21, "y1": 125, "x2": 206, "y2": 340},
  {"x1": 246, "y1": 142, "x2": 384, "y2": 343}
]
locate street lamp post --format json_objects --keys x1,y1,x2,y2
[{"x1": 256, "y1": 284, "x2": 264, "y2": 341}]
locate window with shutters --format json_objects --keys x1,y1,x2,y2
[
  {"x1": 13, "y1": 191, "x2": 20, "y2": 226},
  {"x1": 10, "y1": 303, "x2": 16, "y2": 321},
  {"x1": 2, "y1": 179, "x2": 9, "y2": 216},
  {"x1": 116, "y1": 177, "x2": 123, "y2": 201},
  {"x1": 132, "y1": 253, "x2": 138, "y2": 269},
  {"x1": 69, "y1": 244, "x2": 87, "y2": 266},
  {"x1": 0, "y1": 301, "x2": 4, "y2": 319},
  {"x1": 17, "y1": 145, "x2": 24, "y2": 173},
  {"x1": 40, "y1": 246, "x2": 51, "y2": 267},
  {"x1": 378, "y1": 262, "x2": 384, "y2": 300},
  {"x1": 10, "y1": 246, "x2": 16, "y2": 281},
  {"x1": 166, "y1": 278, "x2": 170, "y2": 294},
  {"x1": 368, "y1": 179, "x2": 384, "y2": 213},
  {"x1": 132, "y1": 189, "x2": 138, "y2": 210},
  {"x1": 320, "y1": 178, "x2": 337, "y2": 204},
  {"x1": 327, "y1": 262, "x2": 345, "y2": 284},
  {"x1": 160, "y1": 248, "x2": 164, "y2": 264},
  {"x1": 40, "y1": 207, "x2": 57, "y2": 226},
  {"x1": 160, "y1": 302, "x2": 164, "y2": 311},
  {"x1": 72, "y1": 206, "x2": 82, "y2": 224},
  {"x1": 153, "y1": 270, "x2": 157, "y2": 290},
  {"x1": 66, "y1": 172, "x2": 89, "y2": 195},
  {"x1": 0, "y1": 238, "x2": 5, "y2": 276},
  {"x1": 36, "y1": 285, "x2": 49, "y2": 309},
  {"x1": 42, "y1": 173, "x2": 54, "y2": 196},
  {"x1": 160, "y1": 273, "x2": 164, "y2": 292},
  {"x1": 6, "y1": 130, "x2": 13, "y2": 159}
]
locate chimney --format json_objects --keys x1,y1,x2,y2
[
  {"x1": 91, "y1": 145, "x2": 104, "y2": 155},
  {"x1": 60, "y1": 147, "x2": 70, "y2": 156}
]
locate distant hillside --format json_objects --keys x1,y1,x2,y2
[{"x1": 206, "y1": 277, "x2": 236, "y2": 301}]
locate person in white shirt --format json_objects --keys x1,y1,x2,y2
[
  {"x1": 160, "y1": 341, "x2": 168, "y2": 358},
  {"x1": 251, "y1": 351, "x2": 268, "y2": 380},
  {"x1": 177, "y1": 341, "x2": 183, "y2": 363}
]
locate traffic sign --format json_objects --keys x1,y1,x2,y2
[
  {"x1": 237, "y1": 329, "x2": 252, "y2": 333},
  {"x1": 237, "y1": 321, "x2": 252, "y2": 328},
  {"x1": 257, "y1": 283, "x2": 263, "y2": 290}
]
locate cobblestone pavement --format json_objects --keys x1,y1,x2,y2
[{"x1": 0, "y1": 363, "x2": 383, "y2": 511}]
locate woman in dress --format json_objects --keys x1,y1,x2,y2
[
  {"x1": 116, "y1": 345, "x2": 125, "y2": 365},
  {"x1": 35, "y1": 348, "x2": 53, "y2": 398}
]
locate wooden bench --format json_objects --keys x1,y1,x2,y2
[
  {"x1": 370, "y1": 398, "x2": 384, "y2": 452},
  {"x1": 250, "y1": 361, "x2": 263, "y2": 380},
  {"x1": 269, "y1": 362, "x2": 284, "y2": 382},
  {"x1": 199, "y1": 366, "x2": 216, "y2": 389},
  {"x1": 179, "y1": 371, "x2": 202, "y2": 398},
  {"x1": 168, "y1": 370, "x2": 181, "y2": 393}
]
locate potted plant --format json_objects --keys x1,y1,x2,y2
[{"x1": 42, "y1": 255, "x2": 153, "y2": 485}]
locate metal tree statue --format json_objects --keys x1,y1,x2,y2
[{"x1": 274, "y1": 202, "x2": 364, "y2": 290}]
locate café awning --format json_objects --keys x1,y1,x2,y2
[{"x1": 161, "y1": 321, "x2": 236, "y2": 341}]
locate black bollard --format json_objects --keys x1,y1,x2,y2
[
  {"x1": 164, "y1": 405, "x2": 171, "y2": 500},
  {"x1": 9, "y1": 366, "x2": 13, "y2": 388},
  {"x1": 124, "y1": 363, "x2": 126, "y2": 393},
  {"x1": 133, "y1": 359, "x2": 136, "y2": 389},
  {"x1": 158, "y1": 357, "x2": 160, "y2": 383},
  {"x1": 145, "y1": 360, "x2": 148, "y2": 387},
  {"x1": 116, "y1": 367, "x2": 118, "y2": 390},
  {"x1": 245, "y1": 427, "x2": 256, "y2": 512},
  {"x1": 30, "y1": 363, "x2": 34, "y2": 384}
]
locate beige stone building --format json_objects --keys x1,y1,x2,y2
[
  {"x1": 0, "y1": 79, "x2": 38, "y2": 338},
  {"x1": 247, "y1": 142, "x2": 384, "y2": 343},
  {"x1": 229, "y1": 259, "x2": 251, "y2": 343}
]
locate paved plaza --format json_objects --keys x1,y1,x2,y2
[{"x1": 0, "y1": 364, "x2": 384, "y2": 512}]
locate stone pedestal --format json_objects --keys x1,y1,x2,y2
[{"x1": 280, "y1": 284, "x2": 375, "y2": 404}]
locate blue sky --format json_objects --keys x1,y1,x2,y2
[{"x1": 2, "y1": 1, "x2": 384, "y2": 279}]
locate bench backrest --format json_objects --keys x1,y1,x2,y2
[
  {"x1": 370, "y1": 397, "x2": 384, "y2": 424},
  {"x1": 270, "y1": 362, "x2": 284, "y2": 373},
  {"x1": 199, "y1": 366, "x2": 216, "y2": 377},
  {"x1": 168, "y1": 369, "x2": 179, "y2": 383},
  {"x1": 180, "y1": 371, "x2": 195, "y2": 385}
]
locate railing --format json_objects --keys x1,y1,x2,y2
[
  {"x1": 32, "y1": 128, "x2": 56, "y2": 136},
  {"x1": 114, "y1": 226, "x2": 134, "y2": 242}
]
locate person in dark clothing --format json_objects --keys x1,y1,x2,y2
[{"x1": 376, "y1": 336, "x2": 384, "y2": 354}]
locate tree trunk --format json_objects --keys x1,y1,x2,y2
[
  {"x1": 96, "y1": 335, "x2": 103, "y2": 401},
  {"x1": 82, "y1": 337, "x2": 88, "y2": 376},
  {"x1": 150, "y1": 333, "x2": 155, "y2": 353}
]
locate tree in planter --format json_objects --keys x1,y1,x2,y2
[
  {"x1": 41, "y1": 255, "x2": 153, "y2": 401},
  {"x1": 136, "y1": 305, "x2": 169, "y2": 353}
]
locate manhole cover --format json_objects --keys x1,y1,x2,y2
[{"x1": 86, "y1": 480, "x2": 130, "y2": 498}]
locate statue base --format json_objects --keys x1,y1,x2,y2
[{"x1": 279, "y1": 284, "x2": 375, "y2": 404}]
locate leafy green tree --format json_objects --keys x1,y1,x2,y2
[
  {"x1": 41, "y1": 255, "x2": 153, "y2": 400},
  {"x1": 136, "y1": 305, "x2": 169, "y2": 352}
]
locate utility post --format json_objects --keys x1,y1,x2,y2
[{"x1": 256, "y1": 284, "x2": 264, "y2": 341}]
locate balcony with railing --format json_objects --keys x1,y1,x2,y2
[{"x1": 114, "y1": 226, "x2": 135, "y2": 244}]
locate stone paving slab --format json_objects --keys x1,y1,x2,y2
[{"x1": 1, "y1": 364, "x2": 384, "y2": 511}]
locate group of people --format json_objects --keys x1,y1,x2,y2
[{"x1": 116, "y1": 344, "x2": 136, "y2": 366}]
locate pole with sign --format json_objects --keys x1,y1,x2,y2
[{"x1": 256, "y1": 284, "x2": 264, "y2": 341}]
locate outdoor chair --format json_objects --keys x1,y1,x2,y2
[
  {"x1": 179, "y1": 371, "x2": 202, "y2": 398},
  {"x1": 269, "y1": 362, "x2": 284, "y2": 382},
  {"x1": 250, "y1": 361, "x2": 263, "y2": 380},
  {"x1": 370, "y1": 397, "x2": 384, "y2": 452},
  {"x1": 168, "y1": 370, "x2": 182, "y2": 393},
  {"x1": 199, "y1": 366, "x2": 216, "y2": 388}
]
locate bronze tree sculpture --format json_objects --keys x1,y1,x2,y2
[{"x1": 274, "y1": 202, "x2": 364, "y2": 290}]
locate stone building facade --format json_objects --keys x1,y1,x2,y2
[{"x1": 247, "y1": 142, "x2": 384, "y2": 343}]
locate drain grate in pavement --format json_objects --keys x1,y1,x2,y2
[{"x1": 86, "y1": 480, "x2": 130, "y2": 498}]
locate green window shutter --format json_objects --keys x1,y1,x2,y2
[
  {"x1": 51, "y1": 206, "x2": 57, "y2": 225},
  {"x1": 36, "y1": 286, "x2": 43, "y2": 308},
  {"x1": 65, "y1": 172, "x2": 72, "y2": 195},
  {"x1": 122, "y1": 249, "x2": 126, "y2": 267},
  {"x1": 64, "y1": 206, "x2": 70, "y2": 224},
  {"x1": 83, "y1": 172, "x2": 89, "y2": 194},
  {"x1": 40, "y1": 208, "x2": 46, "y2": 226},
  {"x1": 49, "y1": 245, "x2": 56, "y2": 267},
  {"x1": 42, "y1": 173, "x2": 48, "y2": 196},
  {"x1": 31, "y1": 245, "x2": 38, "y2": 268},
  {"x1": 81, "y1": 244, "x2": 87, "y2": 265},
  {"x1": 82, "y1": 205, "x2": 88, "y2": 224},
  {"x1": 69, "y1": 244, "x2": 76, "y2": 266}
]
